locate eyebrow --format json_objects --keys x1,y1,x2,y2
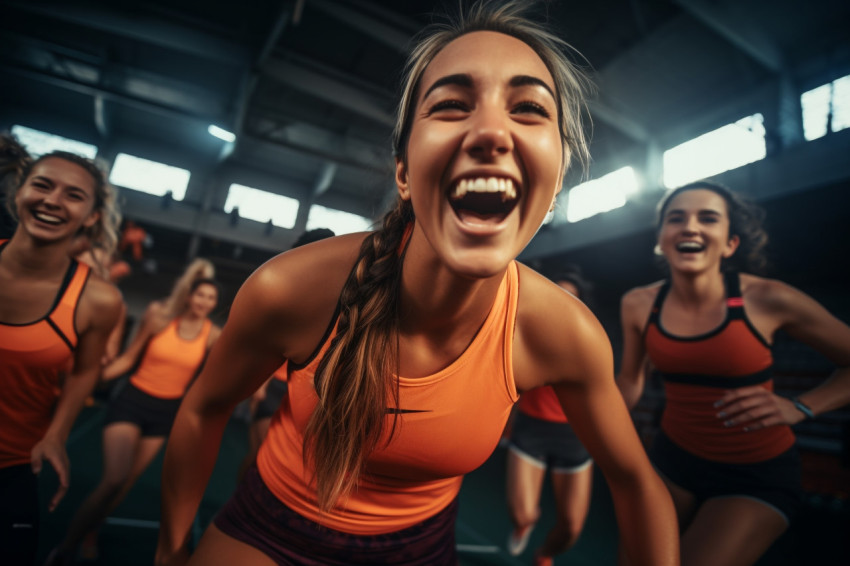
[
  {"x1": 666, "y1": 208, "x2": 722, "y2": 216},
  {"x1": 421, "y1": 73, "x2": 556, "y2": 102},
  {"x1": 32, "y1": 175, "x2": 88, "y2": 195}
]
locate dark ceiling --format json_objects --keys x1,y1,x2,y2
[{"x1": 1, "y1": 0, "x2": 849, "y2": 250}]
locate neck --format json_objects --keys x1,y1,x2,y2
[
  {"x1": 399, "y1": 252, "x2": 504, "y2": 337},
  {"x1": 668, "y1": 269, "x2": 725, "y2": 306},
  {"x1": 1, "y1": 231, "x2": 73, "y2": 278}
]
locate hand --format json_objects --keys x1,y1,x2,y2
[
  {"x1": 30, "y1": 436, "x2": 70, "y2": 512},
  {"x1": 155, "y1": 543, "x2": 190, "y2": 566},
  {"x1": 714, "y1": 386, "x2": 806, "y2": 431}
]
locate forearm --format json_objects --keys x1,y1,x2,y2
[
  {"x1": 158, "y1": 402, "x2": 231, "y2": 556},
  {"x1": 797, "y1": 367, "x2": 850, "y2": 416},
  {"x1": 616, "y1": 375, "x2": 645, "y2": 410},
  {"x1": 102, "y1": 354, "x2": 135, "y2": 381},
  {"x1": 44, "y1": 371, "x2": 99, "y2": 444},
  {"x1": 609, "y1": 470, "x2": 679, "y2": 566}
]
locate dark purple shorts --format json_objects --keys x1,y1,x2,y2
[{"x1": 214, "y1": 466, "x2": 459, "y2": 565}]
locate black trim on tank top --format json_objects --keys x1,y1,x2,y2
[
  {"x1": 0, "y1": 255, "x2": 79, "y2": 327},
  {"x1": 659, "y1": 367, "x2": 773, "y2": 388},
  {"x1": 46, "y1": 316, "x2": 74, "y2": 352},
  {"x1": 645, "y1": 271, "x2": 763, "y2": 343},
  {"x1": 287, "y1": 302, "x2": 342, "y2": 371}
]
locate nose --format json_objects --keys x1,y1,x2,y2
[
  {"x1": 682, "y1": 215, "x2": 699, "y2": 234},
  {"x1": 462, "y1": 103, "x2": 513, "y2": 160},
  {"x1": 42, "y1": 188, "x2": 62, "y2": 208}
]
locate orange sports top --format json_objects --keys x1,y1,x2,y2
[
  {"x1": 129, "y1": 318, "x2": 212, "y2": 399},
  {"x1": 644, "y1": 271, "x2": 795, "y2": 463},
  {"x1": 517, "y1": 386, "x2": 567, "y2": 423},
  {"x1": 0, "y1": 241, "x2": 91, "y2": 469},
  {"x1": 257, "y1": 261, "x2": 520, "y2": 535}
]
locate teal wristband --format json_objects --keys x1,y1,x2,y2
[{"x1": 791, "y1": 397, "x2": 815, "y2": 420}]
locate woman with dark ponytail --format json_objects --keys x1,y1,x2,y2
[
  {"x1": 156, "y1": 2, "x2": 678, "y2": 565},
  {"x1": 0, "y1": 134, "x2": 123, "y2": 565}
]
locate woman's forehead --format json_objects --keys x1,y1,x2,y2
[{"x1": 419, "y1": 31, "x2": 554, "y2": 94}]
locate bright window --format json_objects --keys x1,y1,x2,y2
[
  {"x1": 663, "y1": 114, "x2": 766, "y2": 188},
  {"x1": 224, "y1": 184, "x2": 299, "y2": 228},
  {"x1": 11, "y1": 125, "x2": 98, "y2": 159},
  {"x1": 109, "y1": 153, "x2": 190, "y2": 200},
  {"x1": 566, "y1": 166, "x2": 639, "y2": 223},
  {"x1": 802, "y1": 74, "x2": 850, "y2": 141},
  {"x1": 306, "y1": 204, "x2": 373, "y2": 235}
]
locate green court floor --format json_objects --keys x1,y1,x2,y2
[{"x1": 34, "y1": 404, "x2": 849, "y2": 565}]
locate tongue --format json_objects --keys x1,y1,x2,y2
[{"x1": 456, "y1": 208, "x2": 507, "y2": 225}]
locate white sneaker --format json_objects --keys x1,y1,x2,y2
[{"x1": 507, "y1": 524, "x2": 534, "y2": 556}]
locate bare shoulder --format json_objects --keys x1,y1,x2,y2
[
  {"x1": 233, "y1": 232, "x2": 367, "y2": 361},
  {"x1": 79, "y1": 274, "x2": 123, "y2": 330},
  {"x1": 740, "y1": 273, "x2": 796, "y2": 307},
  {"x1": 621, "y1": 280, "x2": 664, "y2": 324},
  {"x1": 245, "y1": 232, "x2": 366, "y2": 313},
  {"x1": 514, "y1": 264, "x2": 612, "y2": 389}
]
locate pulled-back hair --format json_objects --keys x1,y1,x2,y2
[
  {"x1": 2, "y1": 137, "x2": 121, "y2": 260},
  {"x1": 305, "y1": 0, "x2": 592, "y2": 511},
  {"x1": 392, "y1": 0, "x2": 592, "y2": 175},
  {"x1": 656, "y1": 180, "x2": 769, "y2": 273},
  {"x1": 161, "y1": 258, "x2": 216, "y2": 319}
]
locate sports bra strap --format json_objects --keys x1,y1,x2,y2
[{"x1": 647, "y1": 280, "x2": 670, "y2": 326}]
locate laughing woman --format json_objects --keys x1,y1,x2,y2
[
  {"x1": 616, "y1": 180, "x2": 850, "y2": 566},
  {"x1": 156, "y1": 2, "x2": 678, "y2": 565},
  {"x1": 0, "y1": 136, "x2": 123, "y2": 565}
]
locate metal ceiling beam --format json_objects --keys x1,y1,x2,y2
[
  {"x1": 674, "y1": 0, "x2": 784, "y2": 72},
  {"x1": 6, "y1": 1, "x2": 250, "y2": 66},
  {"x1": 588, "y1": 99, "x2": 652, "y2": 142},
  {"x1": 310, "y1": 0, "x2": 413, "y2": 53},
  {"x1": 2, "y1": 63, "x2": 220, "y2": 124},
  {"x1": 263, "y1": 58, "x2": 396, "y2": 126}
]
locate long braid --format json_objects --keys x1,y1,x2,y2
[{"x1": 304, "y1": 198, "x2": 414, "y2": 510}]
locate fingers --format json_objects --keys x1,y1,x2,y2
[{"x1": 44, "y1": 451, "x2": 70, "y2": 512}]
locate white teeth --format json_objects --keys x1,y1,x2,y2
[
  {"x1": 453, "y1": 177, "x2": 517, "y2": 200},
  {"x1": 33, "y1": 212, "x2": 62, "y2": 224},
  {"x1": 677, "y1": 242, "x2": 703, "y2": 252}
]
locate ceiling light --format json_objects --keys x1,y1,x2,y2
[{"x1": 208, "y1": 125, "x2": 236, "y2": 143}]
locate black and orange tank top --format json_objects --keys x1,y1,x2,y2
[
  {"x1": 0, "y1": 240, "x2": 91, "y2": 468},
  {"x1": 644, "y1": 271, "x2": 795, "y2": 463}
]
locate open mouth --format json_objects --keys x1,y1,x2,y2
[
  {"x1": 448, "y1": 177, "x2": 519, "y2": 224},
  {"x1": 32, "y1": 211, "x2": 63, "y2": 225},
  {"x1": 676, "y1": 241, "x2": 705, "y2": 253}
]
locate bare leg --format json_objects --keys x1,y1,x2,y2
[
  {"x1": 680, "y1": 497, "x2": 788, "y2": 566},
  {"x1": 536, "y1": 463, "x2": 593, "y2": 559},
  {"x1": 505, "y1": 447, "x2": 545, "y2": 555},
  {"x1": 49, "y1": 422, "x2": 142, "y2": 561},
  {"x1": 189, "y1": 522, "x2": 276, "y2": 566}
]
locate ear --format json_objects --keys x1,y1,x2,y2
[
  {"x1": 722, "y1": 234, "x2": 740, "y2": 258},
  {"x1": 395, "y1": 158, "x2": 410, "y2": 201}
]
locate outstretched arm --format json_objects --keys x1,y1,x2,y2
[
  {"x1": 515, "y1": 274, "x2": 677, "y2": 566},
  {"x1": 155, "y1": 268, "x2": 289, "y2": 566},
  {"x1": 101, "y1": 302, "x2": 162, "y2": 381}
]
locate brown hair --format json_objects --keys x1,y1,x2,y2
[
  {"x1": 304, "y1": 0, "x2": 592, "y2": 510},
  {"x1": 656, "y1": 180, "x2": 769, "y2": 273},
  {"x1": 2, "y1": 138, "x2": 121, "y2": 260}
]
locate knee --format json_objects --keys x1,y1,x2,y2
[
  {"x1": 553, "y1": 517, "x2": 584, "y2": 547},
  {"x1": 510, "y1": 503, "x2": 540, "y2": 528}
]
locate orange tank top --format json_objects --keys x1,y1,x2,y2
[
  {"x1": 0, "y1": 241, "x2": 91, "y2": 468},
  {"x1": 644, "y1": 271, "x2": 795, "y2": 463},
  {"x1": 517, "y1": 386, "x2": 567, "y2": 423},
  {"x1": 257, "y1": 261, "x2": 520, "y2": 535},
  {"x1": 129, "y1": 318, "x2": 212, "y2": 399}
]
